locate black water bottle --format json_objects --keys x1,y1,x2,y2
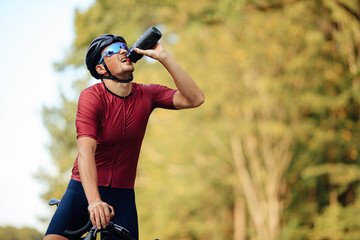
[{"x1": 127, "y1": 26, "x2": 162, "y2": 63}]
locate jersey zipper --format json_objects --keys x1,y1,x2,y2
[
  {"x1": 109, "y1": 97, "x2": 127, "y2": 187},
  {"x1": 123, "y1": 98, "x2": 127, "y2": 137}
]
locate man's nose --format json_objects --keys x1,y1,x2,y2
[{"x1": 120, "y1": 48, "x2": 128, "y2": 54}]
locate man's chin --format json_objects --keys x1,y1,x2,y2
[{"x1": 117, "y1": 69, "x2": 134, "y2": 79}]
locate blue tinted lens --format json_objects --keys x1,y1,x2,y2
[
  {"x1": 105, "y1": 51, "x2": 115, "y2": 56},
  {"x1": 98, "y1": 42, "x2": 129, "y2": 64}
]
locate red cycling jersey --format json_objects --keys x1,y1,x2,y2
[{"x1": 71, "y1": 82, "x2": 177, "y2": 188}]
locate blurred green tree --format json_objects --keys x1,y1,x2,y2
[{"x1": 0, "y1": 226, "x2": 43, "y2": 240}]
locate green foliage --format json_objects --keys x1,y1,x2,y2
[
  {"x1": 0, "y1": 226, "x2": 43, "y2": 240},
  {"x1": 309, "y1": 202, "x2": 360, "y2": 240},
  {"x1": 36, "y1": 93, "x2": 78, "y2": 202},
  {"x1": 39, "y1": 0, "x2": 360, "y2": 239}
]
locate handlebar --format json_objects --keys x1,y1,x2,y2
[
  {"x1": 64, "y1": 219, "x2": 136, "y2": 240},
  {"x1": 48, "y1": 199, "x2": 141, "y2": 240},
  {"x1": 64, "y1": 219, "x2": 93, "y2": 238}
]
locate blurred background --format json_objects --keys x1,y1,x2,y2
[{"x1": 1, "y1": 0, "x2": 360, "y2": 239}]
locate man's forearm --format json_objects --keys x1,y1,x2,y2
[
  {"x1": 78, "y1": 151, "x2": 101, "y2": 204},
  {"x1": 159, "y1": 53, "x2": 204, "y2": 107}
]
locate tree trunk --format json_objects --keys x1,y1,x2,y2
[
  {"x1": 231, "y1": 134, "x2": 292, "y2": 240},
  {"x1": 233, "y1": 184, "x2": 247, "y2": 240}
]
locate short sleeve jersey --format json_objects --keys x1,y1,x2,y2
[{"x1": 71, "y1": 82, "x2": 177, "y2": 188}]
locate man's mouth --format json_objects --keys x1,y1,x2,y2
[{"x1": 121, "y1": 57, "x2": 128, "y2": 63}]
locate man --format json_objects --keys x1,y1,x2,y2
[{"x1": 44, "y1": 33, "x2": 204, "y2": 240}]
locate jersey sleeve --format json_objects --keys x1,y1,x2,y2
[
  {"x1": 150, "y1": 84, "x2": 178, "y2": 110},
  {"x1": 76, "y1": 89, "x2": 102, "y2": 140}
]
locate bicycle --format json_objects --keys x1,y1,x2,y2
[{"x1": 49, "y1": 198, "x2": 154, "y2": 240}]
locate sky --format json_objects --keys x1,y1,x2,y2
[{"x1": 0, "y1": 0, "x2": 94, "y2": 232}]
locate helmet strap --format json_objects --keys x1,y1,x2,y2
[{"x1": 101, "y1": 61, "x2": 133, "y2": 83}]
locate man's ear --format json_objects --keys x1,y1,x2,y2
[{"x1": 96, "y1": 64, "x2": 106, "y2": 75}]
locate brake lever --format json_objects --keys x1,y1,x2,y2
[
  {"x1": 113, "y1": 224, "x2": 130, "y2": 234},
  {"x1": 83, "y1": 227, "x2": 97, "y2": 240}
]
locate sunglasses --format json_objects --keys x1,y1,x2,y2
[{"x1": 98, "y1": 42, "x2": 129, "y2": 64}]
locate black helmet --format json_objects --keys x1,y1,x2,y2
[{"x1": 85, "y1": 34, "x2": 127, "y2": 79}]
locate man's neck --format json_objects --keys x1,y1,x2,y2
[{"x1": 103, "y1": 79, "x2": 132, "y2": 98}]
